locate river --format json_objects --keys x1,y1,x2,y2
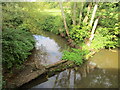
[{"x1": 21, "y1": 31, "x2": 119, "y2": 88}]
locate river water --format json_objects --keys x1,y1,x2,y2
[
  {"x1": 21, "y1": 31, "x2": 119, "y2": 88},
  {"x1": 30, "y1": 31, "x2": 69, "y2": 66}
]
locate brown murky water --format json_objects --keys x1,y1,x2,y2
[
  {"x1": 89, "y1": 49, "x2": 118, "y2": 69},
  {"x1": 21, "y1": 32, "x2": 119, "y2": 88}
]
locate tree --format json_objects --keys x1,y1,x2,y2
[
  {"x1": 87, "y1": 18, "x2": 99, "y2": 46},
  {"x1": 59, "y1": 2, "x2": 69, "y2": 37},
  {"x1": 83, "y1": 3, "x2": 92, "y2": 23},
  {"x1": 89, "y1": 3, "x2": 98, "y2": 26},
  {"x1": 78, "y1": 2, "x2": 84, "y2": 25},
  {"x1": 71, "y1": 2, "x2": 77, "y2": 25}
]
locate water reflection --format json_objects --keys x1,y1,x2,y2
[
  {"x1": 29, "y1": 68, "x2": 118, "y2": 88},
  {"x1": 33, "y1": 35, "x2": 62, "y2": 65},
  {"x1": 26, "y1": 49, "x2": 118, "y2": 88},
  {"x1": 33, "y1": 31, "x2": 69, "y2": 51},
  {"x1": 21, "y1": 32, "x2": 118, "y2": 88}
]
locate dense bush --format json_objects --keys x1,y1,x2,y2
[
  {"x1": 69, "y1": 3, "x2": 119, "y2": 50},
  {"x1": 2, "y1": 3, "x2": 35, "y2": 70},
  {"x1": 94, "y1": 3, "x2": 119, "y2": 49},
  {"x1": 62, "y1": 2, "x2": 119, "y2": 65},
  {"x1": 69, "y1": 24, "x2": 91, "y2": 43},
  {"x1": 97, "y1": 26, "x2": 119, "y2": 48},
  {"x1": 40, "y1": 15, "x2": 55, "y2": 31},
  {"x1": 97, "y1": 3, "x2": 118, "y2": 28},
  {"x1": 2, "y1": 3, "x2": 24, "y2": 29},
  {"x1": 2, "y1": 2, "x2": 119, "y2": 67},
  {"x1": 2, "y1": 28, "x2": 35, "y2": 69},
  {"x1": 39, "y1": 15, "x2": 64, "y2": 34}
]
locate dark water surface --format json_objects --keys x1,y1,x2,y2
[{"x1": 21, "y1": 31, "x2": 119, "y2": 88}]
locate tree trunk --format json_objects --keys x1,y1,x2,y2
[
  {"x1": 83, "y1": 3, "x2": 92, "y2": 23},
  {"x1": 87, "y1": 18, "x2": 99, "y2": 46},
  {"x1": 59, "y1": 2, "x2": 69, "y2": 37},
  {"x1": 89, "y1": 4, "x2": 98, "y2": 26},
  {"x1": 78, "y1": 2, "x2": 84, "y2": 25},
  {"x1": 72, "y1": 2, "x2": 77, "y2": 25}
]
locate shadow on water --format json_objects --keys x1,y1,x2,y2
[{"x1": 21, "y1": 67, "x2": 118, "y2": 88}]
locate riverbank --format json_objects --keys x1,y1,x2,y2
[
  {"x1": 3, "y1": 32, "x2": 96, "y2": 88},
  {"x1": 3, "y1": 55, "x2": 78, "y2": 88},
  {"x1": 3, "y1": 32, "x2": 118, "y2": 88},
  {"x1": 2, "y1": 33, "x2": 71, "y2": 88},
  {"x1": 21, "y1": 48, "x2": 119, "y2": 88}
]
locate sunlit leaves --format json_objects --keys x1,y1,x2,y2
[
  {"x1": 62, "y1": 48, "x2": 89, "y2": 65},
  {"x1": 69, "y1": 25, "x2": 91, "y2": 43}
]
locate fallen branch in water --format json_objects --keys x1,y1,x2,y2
[{"x1": 45, "y1": 60, "x2": 67, "y2": 69}]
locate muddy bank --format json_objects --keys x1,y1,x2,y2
[
  {"x1": 3, "y1": 33, "x2": 73, "y2": 88},
  {"x1": 3, "y1": 51, "x2": 45, "y2": 88},
  {"x1": 4, "y1": 58, "x2": 78, "y2": 88}
]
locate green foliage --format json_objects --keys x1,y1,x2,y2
[
  {"x1": 62, "y1": 48, "x2": 89, "y2": 65},
  {"x1": 2, "y1": 3, "x2": 35, "y2": 70},
  {"x1": 62, "y1": 2, "x2": 119, "y2": 63},
  {"x1": 91, "y1": 3, "x2": 119, "y2": 49},
  {"x1": 39, "y1": 15, "x2": 63, "y2": 34},
  {"x1": 2, "y1": 28, "x2": 35, "y2": 69},
  {"x1": 65, "y1": 11, "x2": 72, "y2": 28},
  {"x1": 40, "y1": 15, "x2": 55, "y2": 31},
  {"x1": 46, "y1": 2, "x2": 59, "y2": 9},
  {"x1": 2, "y1": 2, "x2": 63, "y2": 35},
  {"x1": 51, "y1": 16, "x2": 64, "y2": 34},
  {"x1": 2, "y1": 2, "x2": 119, "y2": 69},
  {"x1": 2, "y1": 3, "x2": 25, "y2": 29},
  {"x1": 69, "y1": 25, "x2": 91, "y2": 43},
  {"x1": 88, "y1": 34, "x2": 108, "y2": 50},
  {"x1": 94, "y1": 3, "x2": 118, "y2": 27},
  {"x1": 70, "y1": 3, "x2": 119, "y2": 50}
]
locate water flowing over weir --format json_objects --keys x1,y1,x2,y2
[{"x1": 20, "y1": 32, "x2": 119, "y2": 89}]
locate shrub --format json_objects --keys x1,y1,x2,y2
[
  {"x1": 2, "y1": 28, "x2": 35, "y2": 69},
  {"x1": 51, "y1": 16, "x2": 64, "y2": 34},
  {"x1": 62, "y1": 48, "x2": 89, "y2": 65},
  {"x1": 69, "y1": 25, "x2": 91, "y2": 43},
  {"x1": 39, "y1": 15, "x2": 64, "y2": 35}
]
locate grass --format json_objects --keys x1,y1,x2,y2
[{"x1": 40, "y1": 9, "x2": 61, "y2": 16}]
